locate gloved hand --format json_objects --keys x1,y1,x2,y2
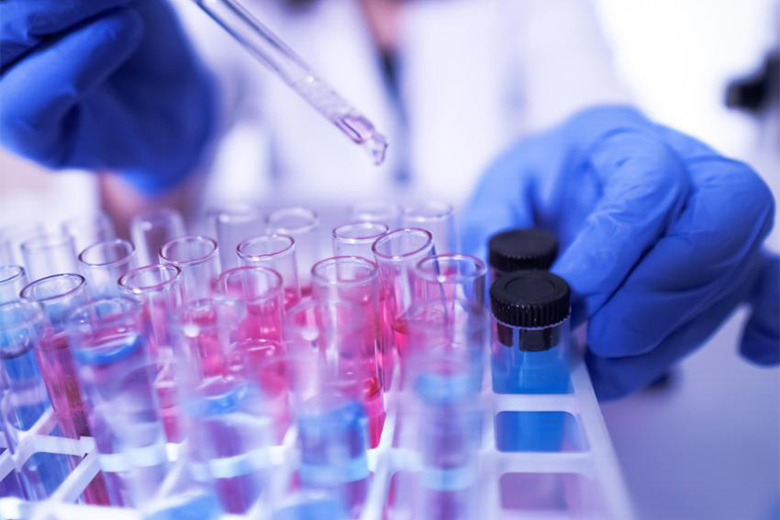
[
  {"x1": 0, "y1": 0, "x2": 215, "y2": 195},
  {"x1": 463, "y1": 105, "x2": 778, "y2": 399}
]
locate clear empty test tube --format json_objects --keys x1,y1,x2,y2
[
  {"x1": 332, "y1": 222, "x2": 389, "y2": 260},
  {"x1": 19, "y1": 273, "x2": 111, "y2": 505},
  {"x1": 61, "y1": 213, "x2": 116, "y2": 254},
  {"x1": 410, "y1": 254, "x2": 487, "y2": 390},
  {"x1": 311, "y1": 256, "x2": 386, "y2": 447},
  {"x1": 119, "y1": 264, "x2": 185, "y2": 442},
  {"x1": 372, "y1": 228, "x2": 434, "y2": 385},
  {"x1": 487, "y1": 227, "x2": 558, "y2": 280},
  {"x1": 209, "y1": 204, "x2": 265, "y2": 270},
  {"x1": 0, "y1": 301, "x2": 74, "y2": 500},
  {"x1": 402, "y1": 201, "x2": 456, "y2": 254},
  {"x1": 216, "y1": 266, "x2": 290, "y2": 441},
  {"x1": 401, "y1": 356, "x2": 482, "y2": 520},
  {"x1": 174, "y1": 297, "x2": 275, "y2": 514},
  {"x1": 266, "y1": 208, "x2": 320, "y2": 296},
  {"x1": 20, "y1": 232, "x2": 79, "y2": 282},
  {"x1": 0, "y1": 222, "x2": 45, "y2": 267},
  {"x1": 0, "y1": 265, "x2": 27, "y2": 304},
  {"x1": 160, "y1": 236, "x2": 221, "y2": 302},
  {"x1": 295, "y1": 396, "x2": 371, "y2": 519},
  {"x1": 78, "y1": 239, "x2": 138, "y2": 298},
  {"x1": 238, "y1": 234, "x2": 302, "y2": 310},
  {"x1": 489, "y1": 270, "x2": 571, "y2": 394},
  {"x1": 131, "y1": 208, "x2": 187, "y2": 267},
  {"x1": 349, "y1": 201, "x2": 402, "y2": 229},
  {"x1": 66, "y1": 297, "x2": 170, "y2": 507}
]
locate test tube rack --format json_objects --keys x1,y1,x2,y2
[{"x1": 0, "y1": 345, "x2": 635, "y2": 520}]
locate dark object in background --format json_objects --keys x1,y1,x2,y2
[
  {"x1": 488, "y1": 228, "x2": 559, "y2": 278},
  {"x1": 726, "y1": 51, "x2": 779, "y2": 113}
]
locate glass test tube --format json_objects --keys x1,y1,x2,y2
[
  {"x1": 409, "y1": 254, "x2": 487, "y2": 389},
  {"x1": 0, "y1": 301, "x2": 73, "y2": 500},
  {"x1": 349, "y1": 201, "x2": 402, "y2": 229},
  {"x1": 489, "y1": 270, "x2": 571, "y2": 394},
  {"x1": 332, "y1": 222, "x2": 389, "y2": 259},
  {"x1": 209, "y1": 205, "x2": 264, "y2": 271},
  {"x1": 216, "y1": 266, "x2": 289, "y2": 440},
  {"x1": 266, "y1": 208, "x2": 320, "y2": 295},
  {"x1": 78, "y1": 239, "x2": 138, "y2": 298},
  {"x1": 174, "y1": 297, "x2": 274, "y2": 514},
  {"x1": 238, "y1": 234, "x2": 301, "y2": 310},
  {"x1": 402, "y1": 357, "x2": 482, "y2": 520},
  {"x1": 295, "y1": 397, "x2": 371, "y2": 519},
  {"x1": 20, "y1": 233, "x2": 79, "y2": 282},
  {"x1": 19, "y1": 273, "x2": 110, "y2": 504},
  {"x1": 119, "y1": 264, "x2": 185, "y2": 442},
  {"x1": 311, "y1": 256, "x2": 386, "y2": 447},
  {"x1": 0, "y1": 265, "x2": 27, "y2": 304},
  {"x1": 402, "y1": 201, "x2": 456, "y2": 254},
  {"x1": 0, "y1": 222, "x2": 45, "y2": 267},
  {"x1": 61, "y1": 213, "x2": 116, "y2": 254},
  {"x1": 160, "y1": 236, "x2": 221, "y2": 302},
  {"x1": 67, "y1": 297, "x2": 169, "y2": 507},
  {"x1": 371, "y1": 228, "x2": 434, "y2": 383},
  {"x1": 131, "y1": 208, "x2": 187, "y2": 266}
]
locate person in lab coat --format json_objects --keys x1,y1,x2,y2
[{"x1": 0, "y1": 0, "x2": 777, "y2": 398}]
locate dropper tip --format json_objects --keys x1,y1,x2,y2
[{"x1": 364, "y1": 133, "x2": 388, "y2": 166}]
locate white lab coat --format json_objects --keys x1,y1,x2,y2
[{"x1": 174, "y1": 0, "x2": 628, "y2": 209}]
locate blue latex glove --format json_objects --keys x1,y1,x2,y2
[
  {"x1": 463, "y1": 105, "x2": 778, "y2": 399},
  {"x1": 0, "y1": 0, "x2": 215, "y2": 195}
]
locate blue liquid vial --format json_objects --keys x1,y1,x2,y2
[{"x1": 489, "y1": 271, "x2": 571, "y2": 394}]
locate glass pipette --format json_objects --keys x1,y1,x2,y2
[{"x1": 192, "y1": 0, "x2": 389, "y2": 165}]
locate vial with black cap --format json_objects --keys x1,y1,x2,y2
[
  {"x1": 489, "y1": 270, "x2": 571, "y2": 394},
  {"x1": 487, "y1": 228, "x2": 558, "y2": 280}
]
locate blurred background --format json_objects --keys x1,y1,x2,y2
[{"x1": 1, "y1": 1, "x2": 778, "y2": 518}]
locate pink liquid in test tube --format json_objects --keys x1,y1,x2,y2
[
  {"x1": 119, "y1": 264, "x2": 185, "y2": 442},
  {"x1": 238, "y1": 233, "x2": 302, "y2": 310}
]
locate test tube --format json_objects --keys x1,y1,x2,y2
[
  {"x1": 209, "y1": 205, "x2": 264, "y2": 270},
  {"x1": 0, "y1": 301, "x2": 73, "y2": 500},
  {"x1": 489, "y1": 270, "x2": 571, "y2": 394},
  {"x1": 238, "y1": 234, "x2": 302, "y2": 310},
  {"x1": 174, "y1": 297, "x2": 274, "y2": 514},
  {"x1": 131, "y1": 208, "x2": 187, "y2": 267},
  {"x1": 0, "y1": 222, "x2": 45, "y2": 267},
  {"x1": 67, "y1": 297, "x2": 170, "y2": 506},
  {"x1": 61, "y1": 213, "x2": 116, "y2": 253},
  {"x1": 332, "y1": 222, "x2": 389, "y2": 259},
  {"x1": 266, "y1": 207, "x2": 320, "y2": 295},
  {"x1": 19, "y1": 273, "x2": 111, "y2": 504},
  {"x1": 78, "y1": 239, "x2": 138, "y2": 298},
  {"x1": 20, "y1": 233, "x2": 79, "y2": 282},
  {"x1": 0, "y1": 265, "x2": 27, "y2": 304},
  {"x1": 310, "y1": 256, "x2": 386, "y2": 447},
  {"x1": 487, "y1": 228, "x2": 558, "y2": 280},
  {"x1": 295, "y1": 397, "x2": 371, "y2": 518},
  {"x1": 401, "y1": 201, "x2": 456, "y2": 254},
  {"x1": 159, "y1": 236, "x2": 221, "y2": 302},
  {"x1": 371, "y1": 228, "x2": 434, "y2": 382},
  {"x1": 349, "y1": 201, "x2": 401, "y2": 229},
  {"x1": 119, "y1": 264, "x2": 185, "y2": 442}
]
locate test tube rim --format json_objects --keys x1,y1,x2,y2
[
  {"x1": 216, "y1": 265, "x2": 284, "y2": 298},
  {"x1": 77, "y1": 238, "x2": 136, "y2": 268},
  {"x1": 207, "y1": 203, "x2": 263, "y2": 225},
  {"x1": 371, "y1": 227, "x2": 433, "y2": 262},
  {"x1": 20, "y1": 273, "x2": 86, "y2": 303},
  {"x1": 159, "y1": 235, "x2": 219, "y2": 267},
  {"x1": 266, "y1": 207, "x2": 320, "y2": 235},
  {"x1": 130, "y1": 207, "x2": 185, "y2": 233},
  {"x1": 349, "y1": 200, "x2": 402, "y2": 222},
  {"x1": 414, "y1": 254, "x2": 486, "y2": 284},
  {"x1": 237, "y1": 233, "x2": 296, "y2": 261},
  {"x1": 0, "y1": 264, "x2": 25, "y2": 284},
  {"x1": 19, "y1": 232, "x2": 76, "y2": 255},
  {"x1": 311, "y1": 255, "x2": 378, "y2": 287},
  {"x1": 402, "y1": 200, "x2": 454, "y2": 223},
  {"x1": 332, "y1": 221, "x2": 389, "y2": 244},
  {"x1": 118, "y1": 264, "x2": 182, "y2": 294},
  {"x1": 61, "y1": 212, "x2": 113, "y2": 235}
]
